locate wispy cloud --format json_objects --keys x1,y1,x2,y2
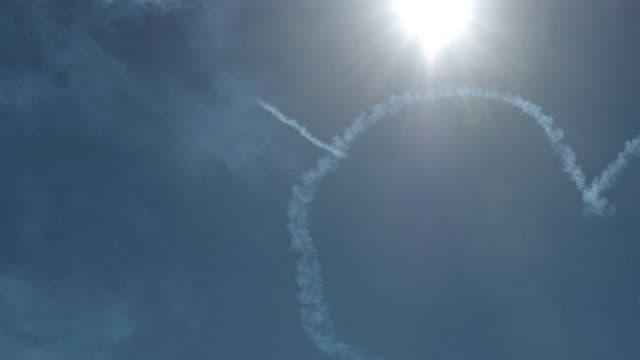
[
  {"x1": 1, "y1": 1, "x2": 272, "y2": 183},
  {"x1": 1, "y1": 2, "x2": 268, "y2": 358},
  {"x1": 0, "y1": 274, "x2": 135, "y2": 360}
]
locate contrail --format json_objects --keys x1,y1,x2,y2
[
  {"x1": 270, "y1": 87, "x2": 640, "y2": 360},
  {"x1": 257, "y1": 99, "x2": 347, "y2": 158}
]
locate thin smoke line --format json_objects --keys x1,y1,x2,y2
[
  {"x1": 257, "y1": 99, "x2": 347, "y2": 158},
  {"x1": 264, "y1": 87, "x2": 640, "y2": 360}
]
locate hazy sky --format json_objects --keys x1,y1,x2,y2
[{"x1": 1, "y1": 1, "x2": 639, "y2": 360}]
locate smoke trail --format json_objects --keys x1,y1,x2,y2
[
  {"x1": 258, "y1": 99, "x2": 347, "y2": 158},
  {"x1": 275, "y1": 87, "x2": 640, "y2": 360},
  {"x1": 583, "y1": 136, "x2": 640, "y2": 215}
]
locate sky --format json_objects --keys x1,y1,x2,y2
[{"x1": 1, "y1": 1, "x2": 640, "y2": 360}]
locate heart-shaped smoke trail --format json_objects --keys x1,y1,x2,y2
[{"x1": 260, "y1": 87, "x2": 640, "y2": 360}]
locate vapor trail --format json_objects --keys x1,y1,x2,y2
[
  {"x1": 273, "y1": 87, "x2": 640, "y2": 360},
  {"x1": 258, "y1": 99, "x2": 347, "y2": 158}
]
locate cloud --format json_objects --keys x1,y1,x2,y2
[
  {"x1": 0, "y1": 274, "x2": 135, "y2": 360},
  {"x1": 1, "y1": 1, "x2": 272, "y2": 357},
  {"x1": 1, "y1": 1, "x2": 274, "y2": 185}
]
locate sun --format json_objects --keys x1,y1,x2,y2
[{"x1": 393, "y1": 0, "x2": 473, "y2": 58}]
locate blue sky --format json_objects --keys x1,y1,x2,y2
[{"x1": 1, "y1": 1, "x2": 640, "y2": 359}]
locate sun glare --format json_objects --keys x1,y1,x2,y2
[{"x1": 393, "y1": 0, "x2": 473, "y2": 58}]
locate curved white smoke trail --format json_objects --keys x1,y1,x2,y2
[{"x1": 260, "y1": 87, "x2": 640, "y2": 360}]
